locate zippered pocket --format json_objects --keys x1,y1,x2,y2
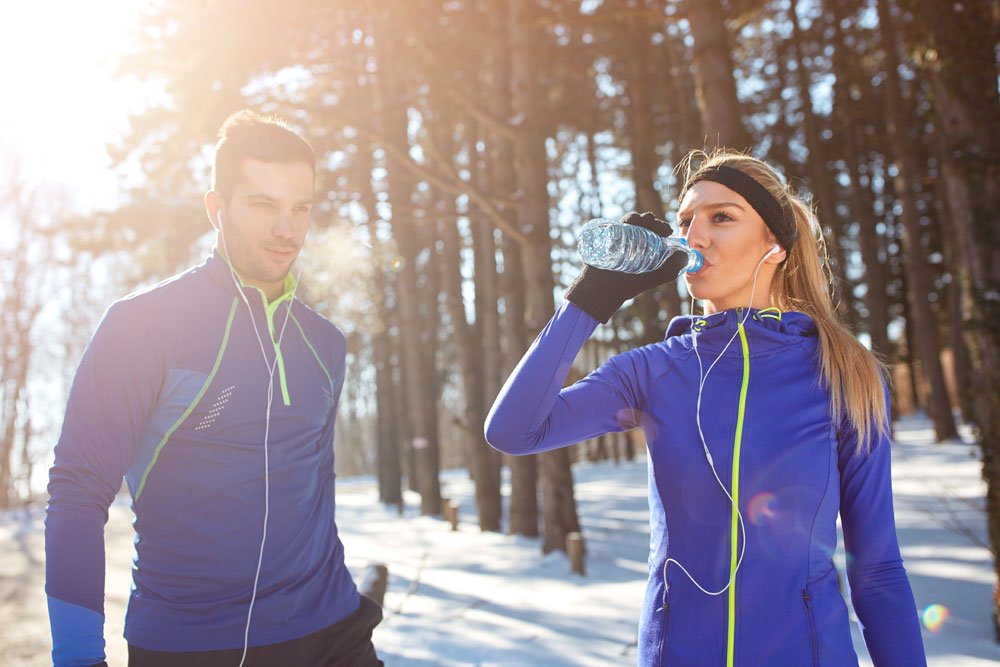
[
  {"x1": 802, "y1": 589, "x2": 820, "y2": 667},
  {"x1": 657, "y1": 598, "x2": 671, "y2": 667}
]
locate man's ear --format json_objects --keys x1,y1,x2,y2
[{"x1": 205, "y1": 190, "x2": 223, "y2": 231}]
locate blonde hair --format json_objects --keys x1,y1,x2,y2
[{"x1": 678, "y1": 149, "x2": 888, "y2": 455}]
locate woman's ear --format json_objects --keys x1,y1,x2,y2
[{"x1": 764, "y1": 241, "x2": 786, "y2": 264}]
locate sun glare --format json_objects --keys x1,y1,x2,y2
[{"x1": 0, "y1": 1, "x2": 149, "y2": 209}]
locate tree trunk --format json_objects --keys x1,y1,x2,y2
[
  {"x1": 875, "y1": 0, "x2": 957, "y2": 440},
  {"x1": 470, "y1": 211, "x2": 503, "y2": 531},
  {"x1": 432, "y1": 111, "x2": 503, "y2": 531},
  {"x1": 683, "y1": 0, "x2": 753, "y2": 150},
  {"x1": 912, "y1": 0, "x2": 1000, "y2": 636},
  {"x1": 373, "y1": 11, "x2": 441, "y2": 514},
  {"x1": 828, "y1": 0, "x2": 891, "y2": 358},
  {"x1": 489, "y1": 0, "x2": 538, "y2": 537},
  {"x1": 623, "y1": 10, "x2": 681, "y2": 342},
  {"x1": 355, "y1": 95, "x2": 402, "y2": 502},
  {"x1": 469, "y1": 123, "x2": 503, "y2": 530},
  {"x1": 789, "y1": 4, "x2": 854, "y2": 327},
  {"x1": 499, "y1": 237, "x2": 539, "y2": 536},
  {"x1": 509, "y1": 0, "x2": 580, "y2": 553}
]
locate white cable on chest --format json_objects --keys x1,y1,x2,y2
[
  {"x1": 659, "y1": 244, "x2": 778, "y2": 606},
  {"x1": 217, "y1": 211, "x2": 299, "y2": 666}
]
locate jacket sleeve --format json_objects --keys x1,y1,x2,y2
[
  {"x1": 45, "y1": 300, "x2": 162, "y2": 667},
  {"x1": 838, "y1": 398, "x2": 927, "y2": 667},
  {"x1": 484, "y1": 302, "x2": 644, "y2": 455}
]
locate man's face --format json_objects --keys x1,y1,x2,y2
[{"x1": 214, "y1": 159, "x2": 314, "y2": 299}]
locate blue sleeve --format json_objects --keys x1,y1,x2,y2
[
  {"x1": 45, "y1": 300, "x2": 162, "y2": 666},
  {"x1": 838, "y1": 398, "x2": 927, "y2": 666},
  {"x1": 484, "y1": 302, "x2": 645, "y2": 455}
]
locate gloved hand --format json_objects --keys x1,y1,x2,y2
[{"x1": 565, "y1": 211, "x2": 686, "y2": 323}]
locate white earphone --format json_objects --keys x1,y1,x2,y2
[
  {"x1": 216, "y1": 206, "x2": 296, "y2": 667},
  {"x1": 661, "y1": 240, "x2": 778, "y2": 605}
]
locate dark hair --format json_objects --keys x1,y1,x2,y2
[{"x1": 212, "y1": 109, "x2": 315, "y2": 198}]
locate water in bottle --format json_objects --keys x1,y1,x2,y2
[{"x1": 577, "y1": 218, "x2": 704, "y2": 274}]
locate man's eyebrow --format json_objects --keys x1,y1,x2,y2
[
  {"x1": 242, "y1": 193, "x2": 314, "y2": 206},
  {"x1": 678, "y1": 201, "x2": 746, "y2": 216}
]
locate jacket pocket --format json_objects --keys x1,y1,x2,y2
[
  {"x1": 656, "y1": 598, "x2": 671, "y2": 666},
  {"x1": 802, "y1": 588, "x2": 820, "y2": 667},
  {"x1": 655, "y1": 572, "x2": 673, "y2": 667}
]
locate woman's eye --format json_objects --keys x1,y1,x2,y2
[
  {"x1": 712, "y1": 212, "x2": 732, "y2": 222},
  {"x1": 678, "y1": 218, "x2": 692, "y2": 229}
]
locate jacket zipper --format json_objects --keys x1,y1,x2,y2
[
  {"x1": 725, "y1": 322, "x2": 751, "y2": 667},
  {"x1": 657, "y1": 598, "x2": 670, "y2": 666},
  {"x1": 802, "y1": 589, "x2": 820, "y2": 666}
]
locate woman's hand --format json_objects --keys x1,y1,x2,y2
[{"x1": 565, "y1": 211, "x2": 686, "y2": 323}]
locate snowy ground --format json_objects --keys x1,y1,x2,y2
[{"x1": 1, "y1": 415, "x2": 997, "y2": 666}]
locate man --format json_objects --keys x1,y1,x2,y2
[{"x1": 45, "y1": 110, "x2": 383, "y2": 666}]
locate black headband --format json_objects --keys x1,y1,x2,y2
[{"x1": 681, "y1": 165, "x2": 797, "y2": 253}]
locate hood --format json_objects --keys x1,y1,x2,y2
[{"x1": 664, "y1": 307, "x2": 818, "y2": 357}]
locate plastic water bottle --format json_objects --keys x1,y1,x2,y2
[{"x1": 577, "y1": 218, "x2": 704, "y2": 274}]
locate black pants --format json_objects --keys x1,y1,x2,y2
[{"x1": 128, "y1": 595, "x2": 384, "y2": 667}]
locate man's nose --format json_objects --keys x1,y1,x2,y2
[{"x1": 272, "y1": 212, "x2": 296, "y2": 239}]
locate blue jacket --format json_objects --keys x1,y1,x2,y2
[
  {"x1": 485, "y1": 302, "x2": 926, "y2": 666},
  {"x1": 45, "y1": 252, "x2": 359, "y2": 665}
]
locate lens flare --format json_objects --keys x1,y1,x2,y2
[
  {"x1": 921, "y1": 604, "x2": 949, "y2": 632},
  {"x1": 747, "y1": 492, "x2": 778, "y2": 525},
  {"x1": 390, "y1": 256, "x2": 405, "y2": 272}
]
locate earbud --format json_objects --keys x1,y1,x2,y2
[{"x1": 764, "y1": 244, "x2": 781, "y2": 259}]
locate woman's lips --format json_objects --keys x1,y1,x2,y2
[{"x1": 689, "y1": 260, "x2": 712, "y2": 276}]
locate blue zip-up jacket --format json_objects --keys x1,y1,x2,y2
[
  {"x1": 485, "y1": 302, "x2": 926, "y2": 667},
  {"x1": 45, "y1": 252, "x2": 359, "y2": 665}
]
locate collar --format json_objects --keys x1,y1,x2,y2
[
  {"x1": 665, "y1": 307, "x2": 817, "y2": 354},
  {"x1": 202, "y1": 250, "x2": 298, "y2": 305}
]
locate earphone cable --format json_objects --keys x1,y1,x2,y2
[{"x1": 661, "y1": 249, "x2": 770, "y2": 602}]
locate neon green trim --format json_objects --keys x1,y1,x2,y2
[
  {"x1": 224, "y1": 256, "x2": 298, "y2": 303},
  {"x1": 135, "y1": 298, "x2": 239, "y2": 501},
  {"x1": 727, "y1": 322, "x2": 751, "y2": 667},
  {"x1": 260, "y1": 294, "x2": 293, "y2": 406},
  {"x1": 275, "y1": 347, "x2": 290, "y2": 405},
  {"x1": 223, "y1": 256, "x2": 297, "y2": 405},
  {"x1": 290, "y1": 313, "x2": 334, "y2": 392},
  {"x1": 758, "y1": 306, "x2": 783, "y2": 320}
]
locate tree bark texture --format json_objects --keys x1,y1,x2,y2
[
  {"x1": 489, "y1": 0, "x2": 539, "y2": 537},
  {"x1": 509, "y1": 0, "x2": 580, "y2": 552},
  {"x1": 912, "y1": 0, "x2": 1000, "y2": 636},
  {"x1": 683, "y1": 0, "x2": 753, "y2": 150},
  {"x1": 875, "y1": 0, "x2": 957, "y2": 441},
  {"x1": 373, "y1": 11, "x2": 442, "y2": 514}
]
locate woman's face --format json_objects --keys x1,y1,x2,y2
[{"x1": 678, "y1": 180, "x2": 785, "y2": 314}]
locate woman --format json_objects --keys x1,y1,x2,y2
[{"x1": 484, "y1": 150, "x2": 926, "y2": 666}]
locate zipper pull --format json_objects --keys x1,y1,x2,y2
[{"x1": 802, "y1": 589, "x2": 811, "y2": 607}]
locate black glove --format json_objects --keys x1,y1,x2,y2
[{"x1": 565, "y1": 211, "x2": 686, "y2": 323}]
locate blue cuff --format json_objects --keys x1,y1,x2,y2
[{"x1": 47, "y1": 596, "x2": 106, "y2": 667}]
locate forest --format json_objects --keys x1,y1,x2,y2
[{"x1": 1, "y1": 0, "x2": 998, "y2": 638}]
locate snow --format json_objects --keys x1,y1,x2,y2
[{"x1": 1, "y1": 415, "x2": 997, "y2": 665}]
